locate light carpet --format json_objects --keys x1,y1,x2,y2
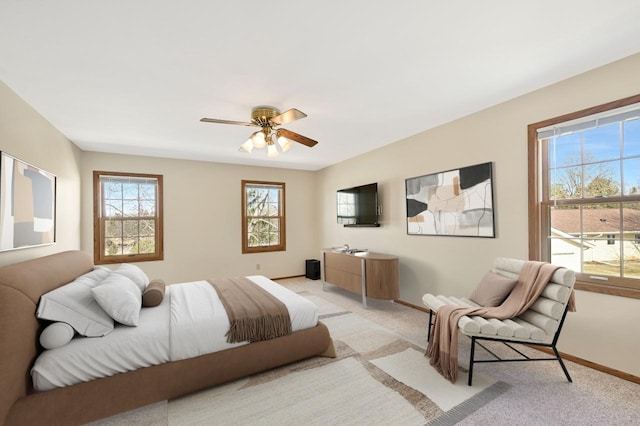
[{"x1": 92, "y1": 292, "x2": 508, "y2": 425}]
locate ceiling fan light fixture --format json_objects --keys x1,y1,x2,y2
[
  {"x1": 277, "y1": 135, "x2": 292, "y2": 152},
  {"x1": 251, "y1": 131, "x2": 266, "y2": 148},
  {"x1": 267, "y1": 143, "x2": 279, "y2": 158},
  {"x1": 239, "y1": 139, "x2": 254, "y2": 153}
]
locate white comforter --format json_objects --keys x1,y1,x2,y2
[{"x1": 31, "y1": 276, "x2": 318, "y2": 391}]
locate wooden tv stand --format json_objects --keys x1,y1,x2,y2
[{"x1": 320, "y1": 249, "x2": 399, "y2": 308}]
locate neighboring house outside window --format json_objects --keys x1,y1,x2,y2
[
  {"x1": 528, "y1": 94, "x2": 640, "y2": 298},
  {"x1": 93, "y1": 171, "x2": 163, "y2": 264},
  {"x1": 242, "y1": 180, "x2": 286, "y2": 253}
]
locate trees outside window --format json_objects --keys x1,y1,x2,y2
[
  {"x1": 242, "y1": 180, "x2": 286, "y2": 253},
  {"x1": 529, "y1": 94, "x2": 640, "y2": 298},
  {"x1": 93, "y1": 171, "x2": 163, "y2": 264}
]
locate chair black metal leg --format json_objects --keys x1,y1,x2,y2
[
  {"x1": 468, "y1": 336, "x2": 476, "y2": 386},
  {"x1": 427, "y1": 310, "x2": 433, "y2": 342},
  {"x1": 553, "y1": 346, "x2": 573, "y2": 383}
]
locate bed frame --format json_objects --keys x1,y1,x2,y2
[{"x1": 0, "y1": 251, "x2": 332, "y2": 425}]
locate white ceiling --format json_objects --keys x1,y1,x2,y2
[{"x1": 2, "y1": 1, "x2": 640, "y2": 171}]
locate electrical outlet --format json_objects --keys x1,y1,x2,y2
[{"x1": 256, "y1": 264, "x2": 260, "y2": 270}]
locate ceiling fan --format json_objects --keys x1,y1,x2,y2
[{"x1": 200, "y1": 106, "x2": 318, "y2": 157}]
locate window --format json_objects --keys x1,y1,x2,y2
[
  {"x1": 528, "y1": 94, "x2": 640, "y2": 298},
  {"x1": 242, "y1": 180, "x2": 286, "y2": 253},
  {"x1": 93, "y1": 171, "x2": 163, "y2": 264}
]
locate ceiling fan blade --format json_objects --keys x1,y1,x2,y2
[
  {"x1": 270, "y1": 108, "x2": 307, "y2": 126},
  {"x1": 278, "y1": 128, "x2": 318, "y2": 147},
  {"x1": 200, "y1": 118, "x2": 257, "y2": 127}
]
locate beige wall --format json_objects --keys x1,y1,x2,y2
[
  {"x1": 317, "y1": 52, "x2": 640, "y2": 377},
  {"x1": 80, "y1": 152, "x2": 319, "y2": 283},
  {"x1": 0, "y1": 81, "x2": 82, "y2": 267}
]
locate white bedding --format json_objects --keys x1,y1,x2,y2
[{"x1": 31, "y1": 276, "x2": 318, "y2": 392}]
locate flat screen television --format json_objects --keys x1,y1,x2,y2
[{"x1": 336, "y1": 182, "x2": 380, "y2": 227}]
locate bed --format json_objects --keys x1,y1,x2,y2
[{"x1": 0, "y1": 250, "x2": 333, "y2": 425}]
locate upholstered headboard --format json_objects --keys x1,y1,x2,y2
[{"x1": 0, "y1": 250, "x2": 94, "y2": 424}]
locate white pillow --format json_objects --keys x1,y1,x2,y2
[
  {"x1": 113, "y1": 263, "x2": 149, "y2": 292},
  {"x1": 37, "y1": 268, "x2": 114, "y2": 337},
  {"x1": 91, "y1": 273, "x2": 142, "y2": 326},
  {"x1": 40, "y1": 322, "x2": 75, "y2": 349}
]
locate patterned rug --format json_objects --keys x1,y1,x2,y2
[{"x1": 92, "y1": 293, "x2": 509, "y2": 425}]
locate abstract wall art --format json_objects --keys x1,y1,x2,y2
[
  {"x1": 405, "y1": 162, "x2": 495, "y2": 237},
  {"x1": 0, "y1": 152, "x2": 56, "y2": 250}
]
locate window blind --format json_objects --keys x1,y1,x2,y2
[
  {"x1": 537, "y1": 103, "x2": 640, "y2": 140},
  {"x1": 99, "y1": 175, "x2": 157, "y2": 185}
]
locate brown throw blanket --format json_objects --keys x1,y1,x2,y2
[
  {"x1": 208, "y1": 277, "x2": 292, "y2": 343},
  {"x1": 425, "y1": 261, "x2": 576, "y2": 383}
]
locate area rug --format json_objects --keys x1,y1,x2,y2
[{"x1": 91, "y1": 293, "x2": 509, "y2": 425}]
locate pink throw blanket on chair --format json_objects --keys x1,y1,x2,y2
[{"x1": 425, "y1": 261, "x2": 575, "y2": 383}]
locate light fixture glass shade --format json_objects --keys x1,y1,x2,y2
[
  {"x1": 277, "y1": 136, "x2": 292, "y2": 152},
  {"x1": 267, "y1": 143, "x2": 279, "y2": 157},
  {"x1": 239, "y1": 139, "x2": 254, "y2": 153},
  {"x1": 251, "y1": 131, "x2": 266, "y2": 148}
]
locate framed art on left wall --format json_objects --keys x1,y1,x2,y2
[{"x1": 0, "y1": 152, "x2": 56, "y2": 251}]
